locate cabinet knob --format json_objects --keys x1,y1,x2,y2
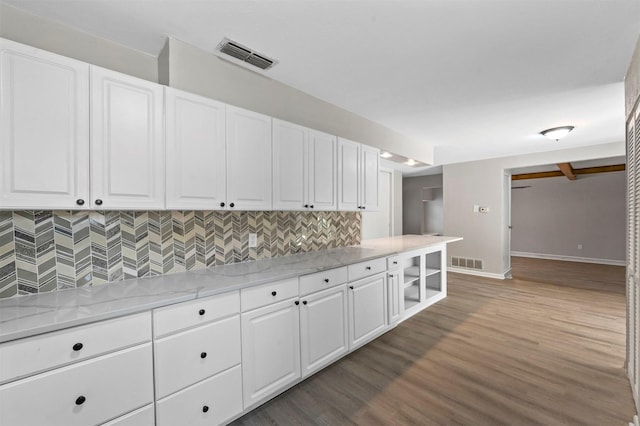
[
  {"x1": 95, "y1": 199, "x2": 103, "y2": 206},
  {"x1": 349, "y1": 286, "x2": 354, "y2": 290},
  {"x1": 229, "y1": 202, "x2": 235, "y2": 208},
  {"x1": 362, "y1": 206, "x2": 366, "y2": 210},
  {"x1": 200, "y1": 352, "x2": 207, "y2": 359},
  {"x1": 303, "y1": 300, "x2": 307, "y2": 305},
  {"x1": 75, "y1": 396, "x2": 86, "y2": 405},
  {"x1": 393, "y1": 261, "x2": 398, "y2": 265},
  {"x1": 295, "y1": 301, "x2": 300, "y2": 305},
  {"x1": 271, "y1": 291, "x2": 277, "y2": 296},
  {"x1": 72, "y1": 342, "x2": 83, "y2": 351},
  {"x1": 220, "y1": 202, "x2": 225, "y2": 207},
  {"x1": 202, "y1": 405, "x2": 209, "y2": 413},
  {"x1": 310, "y1": 205, "x2": 314, "y2": 209},
  {"x1": 365, "y1": 266, "x2": 371, "y2": 270},
  {"x1": 304, "y1": 204, "x2": 309, "y2": 208},
  {"x1": 324, "y1": 278, "x2": 329, "y2": 283},
  {"x1": 199, "y1": 309, "x2": 205, "y2": 316},
  {"x1": 76, "y1": 199, "x2": 85, "y2": 206}
]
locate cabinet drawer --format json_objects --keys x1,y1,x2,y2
[
  {"x1": 102, "y1": 404, "x2": 154, "y2": 426},
  {"x1": 154, "y1": 315, "x2": 241, "y2": 399},
  {"x1": 153, "y1": 291, "x2": 240, "y2": 338},
  {"x1": 0, "y1": 343, "x2": 153, "y2": 426},
  {"x1": 387, "y1": 256, "x2": 400, "y2": 270},
  {"x1": 156, "y1": 365, "x2": 243, "y2": 426},
  {"x1": 299, "y1": 266, "x2": 348, "y2": 296},
  {"x1": 347, "y1": 257, "x2": 387, "y2": 282},
  {"x1": 0, "y1": 312, "x2": 150, "y2": 384},
  {"x1": 241, "y1": 277, "x2": 298, "y2": 312}
]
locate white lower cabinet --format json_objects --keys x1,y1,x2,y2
[
  {"x1": 299, "y1": 284, "x2": 349, "y2": 378},
  {"x1": 241, "y1": 297, "x2": 301, "y2": 409},
  {"x1": 156, "y1": 365, "x2": 243, "y2": 426},
  {"x1": 348, "y1": 273, "x2": 388, "y2": 350},
  {"x1": 0, "y1": 343, "x2": 153, "y2": 426},
  {"x1": 102, "y1": 404, "x2": 155, "y2": 426}
]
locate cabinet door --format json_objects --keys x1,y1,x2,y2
[
  {"x1": 165, "y1": 88, "x2": 226, "y2": 209},
  {"x1": 348, "y1": 274, "x2": 387, "y2": 350},
  {"x1": 272, "y1": 119, "x2": 307, "y2": 210},
  {"x1": 90, "y1": 66, "x2": 164, "y2": 209},
  {"x1": 226, "y1": 106, "x2": 272, "y2": 210},
  {"x1": 241, "y1": 298, "x2": 300, "y2": 408},
  {"x1": 360, "y1": 144, "x2": 380, "y2": 211},
  {"x1": 387, "y1": 271, "x2": 402, "y2": 325},
  {"x1": 337, "y1": 138, "x2": 360, "y2": 211},
  {"x1": 308, "y1": 130, "x2": 337, "y2": 211},
  {"x1": 299, "y1": 285, "x2": 348, "y2": 378},
  {"x1": 0, "y1": 38, "x2": 89, "y2": 209}
]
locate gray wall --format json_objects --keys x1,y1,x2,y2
[
  {"x1": 0, "y1": 4, "x2": 158, "y2": 82},
  {"x1": 511, "y1": 171, "x2": 626, "y2": 262},
  {"x1": 161, "y1": 38, "x2": 434, "y2": 164},
  {"x1": 403, "y1": 174, "x2": 443, "y2": 235},
  {"x1": 393, "y1": 170, "x2": 403, "y2": 236},
  {"x1": 443, "y1": 142, "x2": 625, "y2": 277}
]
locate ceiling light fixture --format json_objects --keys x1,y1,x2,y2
[
  {"x1": 380, "y1": 152, "x2": 393, "y2": 159},
  {"x1": 540, "y1": 126, "x2": 574, "y2": 141},
  {"x1": 405, "y1": 158, "x2": 417, "y2": 166}
]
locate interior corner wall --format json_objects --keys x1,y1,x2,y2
[
  {"x1": 511, "y1": 171, "x2": 626, "y2": 262},
  {"x1": 393, "y1": 170, "x2": 403, "y2": 236},
  {"x1": 403, "y1": 174, "x2": 443, "y2": 235},
  {"x1": 443, "y1": 142, "x2": 625, "y2": 277},
  {"x1": 162, "y1": 37, "x2": 433, "y2": 164},
  {"x1": 0, "y1": 3, "x2": 158, "y2": 82}
]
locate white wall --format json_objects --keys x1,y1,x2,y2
[
  {"x1": 161, "y1": 37, "x2": 434, "y2": 164},
  {"x1": 443, "y1": 142, "x2": 625, "y2": 277},
  {"x1": 0, "y1": 4, "x2": 158, "y2": 82},
  {"x1": 511, "y1": 171, "x2": 626, "y2": 263}
]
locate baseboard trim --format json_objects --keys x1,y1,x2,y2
[
  {"x1": 448, "y1": 267, "x2": 508, "y2": 280},
  {"x1": 510, "y1": 251, "x2": 625, "y2": 266}
]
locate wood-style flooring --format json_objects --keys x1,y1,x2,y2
[{"x1": 231, "y1": 257, "x2": 636, "y2": 425}]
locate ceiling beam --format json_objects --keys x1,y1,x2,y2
[
  {"x1": 556, "y1": 163, "x2": 576, "y2": 180},
  {"x1": 512, "y1": 164, "x2": 625, "y2": 181}
]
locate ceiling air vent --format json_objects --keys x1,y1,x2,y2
[{"x1": 217, "y1": 38, "x2": 276, "y2": 70}]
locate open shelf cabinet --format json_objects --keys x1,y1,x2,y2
[{"x1": 398, "y1": 243, "x2": 447, "y2": 319}]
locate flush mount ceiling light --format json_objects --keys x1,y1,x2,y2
[
  {"x1": 380, "y1": 152, "x2": 393, "y2": 159},
  {"x1": 540, "y1": 126, "x2": 574, "y2": 141},
  {"x1": 405, "y1": 158, "x2": 417, "y2": 166}
]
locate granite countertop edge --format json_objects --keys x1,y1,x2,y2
[{"x1": 0, "y1": 235, "x2": 462, "y2": 343}]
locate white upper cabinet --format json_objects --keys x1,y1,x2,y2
[
  {"x1": 226, "y1": 106, "x2": 272, "y2": 210},
  {"x1": 360, "y1": 144, "x2": 380, "y2": 210},
  {"x1": 272, "y1": 119, "x2": 307, "y2": 210},
  {"x1": 308, "y1": 129, "x2": 338, "y2": 211},
  {"x1": 91, "y1": 66, "x2": 164, "y2": 209},
  {"x1": 165, "y1": 88, "x2": 226, "y2": 210},
  {"x1": 337, "y1": 138, "x2": 379, "y2": 211},
  {"x1": 272, "y1": 120, "x2": 337, "y2": 211},
  {"x1": 0, "y1": 38, "x2": 90, "y2": 209}
]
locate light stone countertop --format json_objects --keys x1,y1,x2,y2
[{"x1": 0, "y1": 235, "x2": 462, "y2": 343}]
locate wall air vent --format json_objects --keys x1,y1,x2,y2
[
  {"x1": 451, "y1": 256, "x2": 484, "y2": 270},
  {"x1": 217, "y1": 38, "x2": 277, "y2": 70}
]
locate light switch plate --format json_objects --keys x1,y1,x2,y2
[{"x1": 249, "y1": 233, "x2": 257, "y2": 248}]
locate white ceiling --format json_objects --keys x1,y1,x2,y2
[{"x1": 4, "y1": 0, "x2": 639, "y2": 166}]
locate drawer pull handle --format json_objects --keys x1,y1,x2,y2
[
  {"x1": 200, "y1": 352, "x2": 207, "y2": 359},
  {"x1": 324, "y1": 278, "x2": 330, "y2": 283},
  {"x1": 199, "y1": 309, "x2": 205, "y2": 316},
  {"x1": 303, "y1": 300, "x2": 307, "y2": 305},
  {"x1": 349, "y1": 286, "x2": 354, "y2": 290},
  {"x1": 202, "y1": 405, "x2": 210, "y2": 413},
  {"x1": 75, "y1": 396, "x2": 86, "y2": 405},
  {"x1": 365, "y1": 266, "x2": 371, "y2": 270},
  {"x1": 271, "y1": 291, "x2": 277, "y2": 296},
  {"x1": 72, "y1": 343, "x2": 83, "y2": 351}
]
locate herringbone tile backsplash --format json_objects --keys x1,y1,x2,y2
[{"x1": 0, "y1": 210, "x2": 360, "y2": 299}]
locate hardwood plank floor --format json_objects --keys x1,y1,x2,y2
[{"x1": 231, "y1": 257, "x2": 635, "y2": 425}]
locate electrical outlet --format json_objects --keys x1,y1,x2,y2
[
  {"x1": 249, "y1": 233, "x2": 257, "y2": 248},
  {"x1": 473, "y1": 205, "x2": 480, "y2": 213},
  {"x1": 577, "y1": 244, "x2": 582, "y2": 250}
]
